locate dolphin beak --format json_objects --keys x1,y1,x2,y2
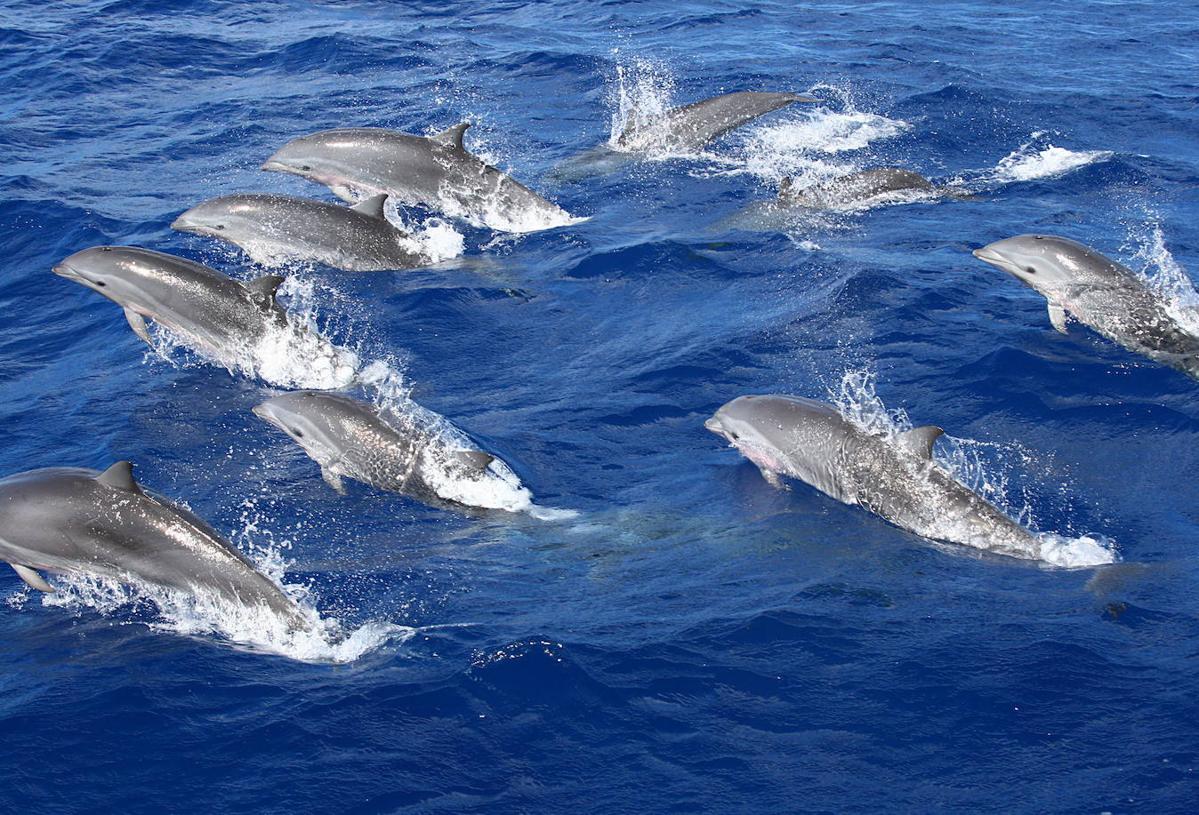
[
  {"x1": 972, "y1": 247, "x2": 1005, "y2": 266},
  {"x1": 170, "y1": 214, "x2": 194, "y2": 232},
  {"x1": 260, "y1": 159, "x2": 289, "y2": 173},
  {"x1": 792, "y1": 95, "x2": 821, "y2": 104},
  {"x1": 52, "y1": 262, "x2": 80, "y2": 281},
  {"x1": 703, "y1": 416, "x2": 723, "y2": 434},
  {"x1": 251, "y1": 404, "x2": 269, "y2": 421}
]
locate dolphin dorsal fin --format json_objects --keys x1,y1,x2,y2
[
  {"x1": 448, "y1": 449, "x2": 494, "y2": 473},
  {"x1": 432, "y1": 122, "x2": 470, "y2": 151},
  {"x1": 778, "y1": 177, "x2": 794, "y2": 198},
  {"x1": 350, "y1": 194, "x2": 388, "y2": 219},
  {"x1": 247, "y1": 274, "x2": 285, "y2": 311},
  {"x1": 896, "y1": 426, "x2": 944, "y2": 460},
  {"x1": 96, "y1": 460, "x2": 140, "y2": 492}
]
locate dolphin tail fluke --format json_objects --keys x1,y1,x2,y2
[{"x1": 12, "y1": 564, "x2": 55, "y2": 593}]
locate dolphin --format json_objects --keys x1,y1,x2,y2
[
  {"x1": 0, "y1": 462, "x2": 307, "y2": 627},
  {"x1": 261, "y1": 124, "x2": 575, "y2": 234},
  {"x1": 616, "y1": 90, "x2": 817, "y2": 153},
  {"x1": 53, "y1": 245, "x2": 290, "y2": 359},
  {"x1": 775, "y1": 168, "x2": 976, "y2": 210},
  {"x1": 972, "y1": 234, "x2": 1199, "y2": 379},
  {"x1": 253, "y1": 390, "x2": 533, "y2": 512},
  {"x1": 706, "y1": 395, "x2": 1050, "y2": 561},
  {"x1": 172, "y1": 193, "x2": 432, "y2": 271}
]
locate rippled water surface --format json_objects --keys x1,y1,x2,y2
[{"x1": 2, "y1": 1, "x2": 1198, "y2": 812}]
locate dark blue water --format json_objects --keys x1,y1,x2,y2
[{"x1": 2, "y1": 1, "x2": 1198, "y2": 812}]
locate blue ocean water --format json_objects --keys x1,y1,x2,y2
[{"x1": 2, "y1": 0, "x2": 1198, "y2": 811}]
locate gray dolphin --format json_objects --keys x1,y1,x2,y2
[
  {"x1": 0, "y1": 462, "x2": 307, "y2": 627},
  {"x1": 53, "y1": 246, "x2": 289, "y2": 359},
  {"x1": 253, "y1": 390, "x2": 533, "y2": 512},
  {"x1": 706, "y1": 395, "x2": 1047, "y2": 561},
  {"x1": 776, "y1": 168, "x2": 974, "y2": 210},
  {"x1": 973, "y1": 234, "x2": 1199, "y2": 379},
  {"x1": 172, "y1": 193, "x2": 431, "y2": 271},
  {"x1": 261, "y1": 124, "x2": 575, "y2": 234},
  {"x1": 617, "y1": 90, "x2": 817, "y2": 152}
]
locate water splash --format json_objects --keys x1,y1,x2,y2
[
  {"x1": 828, "y1": 368, "x2": 1117, "y2": 568},
  {"x1": 1125, "y1": 219, "x2": 1199, "y2": 336},
  {"x1": 957, "y1": 131, "x2": 1111, "y2": 188},
  {"x1": 606, "y1": 54, "x2": 678, "y2": 153}
]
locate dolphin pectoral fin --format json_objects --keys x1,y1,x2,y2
[
  {"x1": 431, "y1": 122, "x2": 470, "y2": 152},
  {"x1": 350, "y1": 194, "x2": 388, "y2": 219},
  {"x1": 897, "y1": 426, "x2": 945, "y2": 460},
  {"x1": 12, "y1": 564, "x2": 54, "y2": 593},
  {"x1": 1048, "y1": 303, "x2": 1069, "y2": 334},
  {"x1": 321, "y1": 466, "x2": 346, "y2": 495},
  {"x1": 123, "y1": 308, "x2": 153, "y2": 346},
  {"x1": 96, "y1": 460, "x2": 141, "y2": 493},
  {"x1": 758, "y1": 467, "x2": 787, "y2": 490}
]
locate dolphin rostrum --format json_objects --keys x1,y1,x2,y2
[
  {"x1": 261, "y1": 124, "x2": 575, "y2": 234},
  {"x1": 973, "y1": 234, "x2": 1199, "y2": 379},
  {"x1": 776, "y1": 168, "x2": 975, "y2": 210},
  {"x1": 616, "y1": 90, "x2": 817, "y2": 153},
  {"x1": 253, "y1": 390, "x2": 533, "y2": 512},
  {"x1": 0, "y1": 462, "x2": 307, "y2": 627},
  {"x1": 706, "y1": 395, "x2": 1081, "y2": 563},
  {"x1": 172, "y1": 193, "x2": 432, "y2": 271},
  {"x1": 54, "y1": 245, "x2": 291, "y2": 361}
]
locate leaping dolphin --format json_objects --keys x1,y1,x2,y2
[
  {"x1": 253, "y1": 390, "x2": 536, "y2": 513},
  {"x1": 973, "y1": 234, "x2": 1199, "y2": 380},
  {"x1": 705, "y1": 395, "x2": 1105, "y2": 565},
  {"x1": 775, "y1": 168, "x2": 976, "y2": 210},
  {"x1": 172, "y1": 193, "x2": 433, "y2": 271},
  {"x1": 261, "y1": 124, "x2": 576, "y2": 234},
  {"x1": 616, "y1": 90, "x2": 817, "y2": 153},
  {"x1": 54, "y1": 246, "x2": 293, "y2": 363},
  {"x1": 0, "y1": 462, "x2": 308, "y2": 627}
]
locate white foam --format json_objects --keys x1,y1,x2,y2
[
  {"x1": 829, "y1": 368, "x2": 1117, "y2": 567},
  {"x1": 983, "y1": 132, "x2": 1112, "y2": 184}
]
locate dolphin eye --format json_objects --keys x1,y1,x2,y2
[
  {"x1": 730, "y1": 432, "x2": 740, "y2": 440},
  {"x1": 94, "y1": 280, "x2": 107, "y2": 287},
  {"x1": 299, "y1": 165, "x2": 312, "y2": 171},
  {"x1": 215, "y1": 224, "x2": 225, "y2": 230},
  {"x1": 290, "y1": 428, "x2": 305, "y2": 438},
  {"x1": 1025, "y1": 266, "x2": 1037, "y2": 275}
]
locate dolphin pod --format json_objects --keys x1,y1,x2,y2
[
  {"x1": 252, "y1": 390, "x2": 533, "y2": 512},
  {"x1": 0, "y1": 462, "x2": 307, "y2": 627},
  {"x1": 172, "y1": 193, "x2": 431, "y2": 271},
  {"x1": 973, "y1": 234, "x2": 1199, "y2": 380},
  {"x1": 262, "y1": 123, "x2": 575, "y2": 234},
  {"x1": 27, "y1": 81, "x2": 1157, "y2": 645}
]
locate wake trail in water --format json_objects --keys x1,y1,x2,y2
[{"x1": 829, "y1": 368, "x2": 1117, "y2": 568}]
